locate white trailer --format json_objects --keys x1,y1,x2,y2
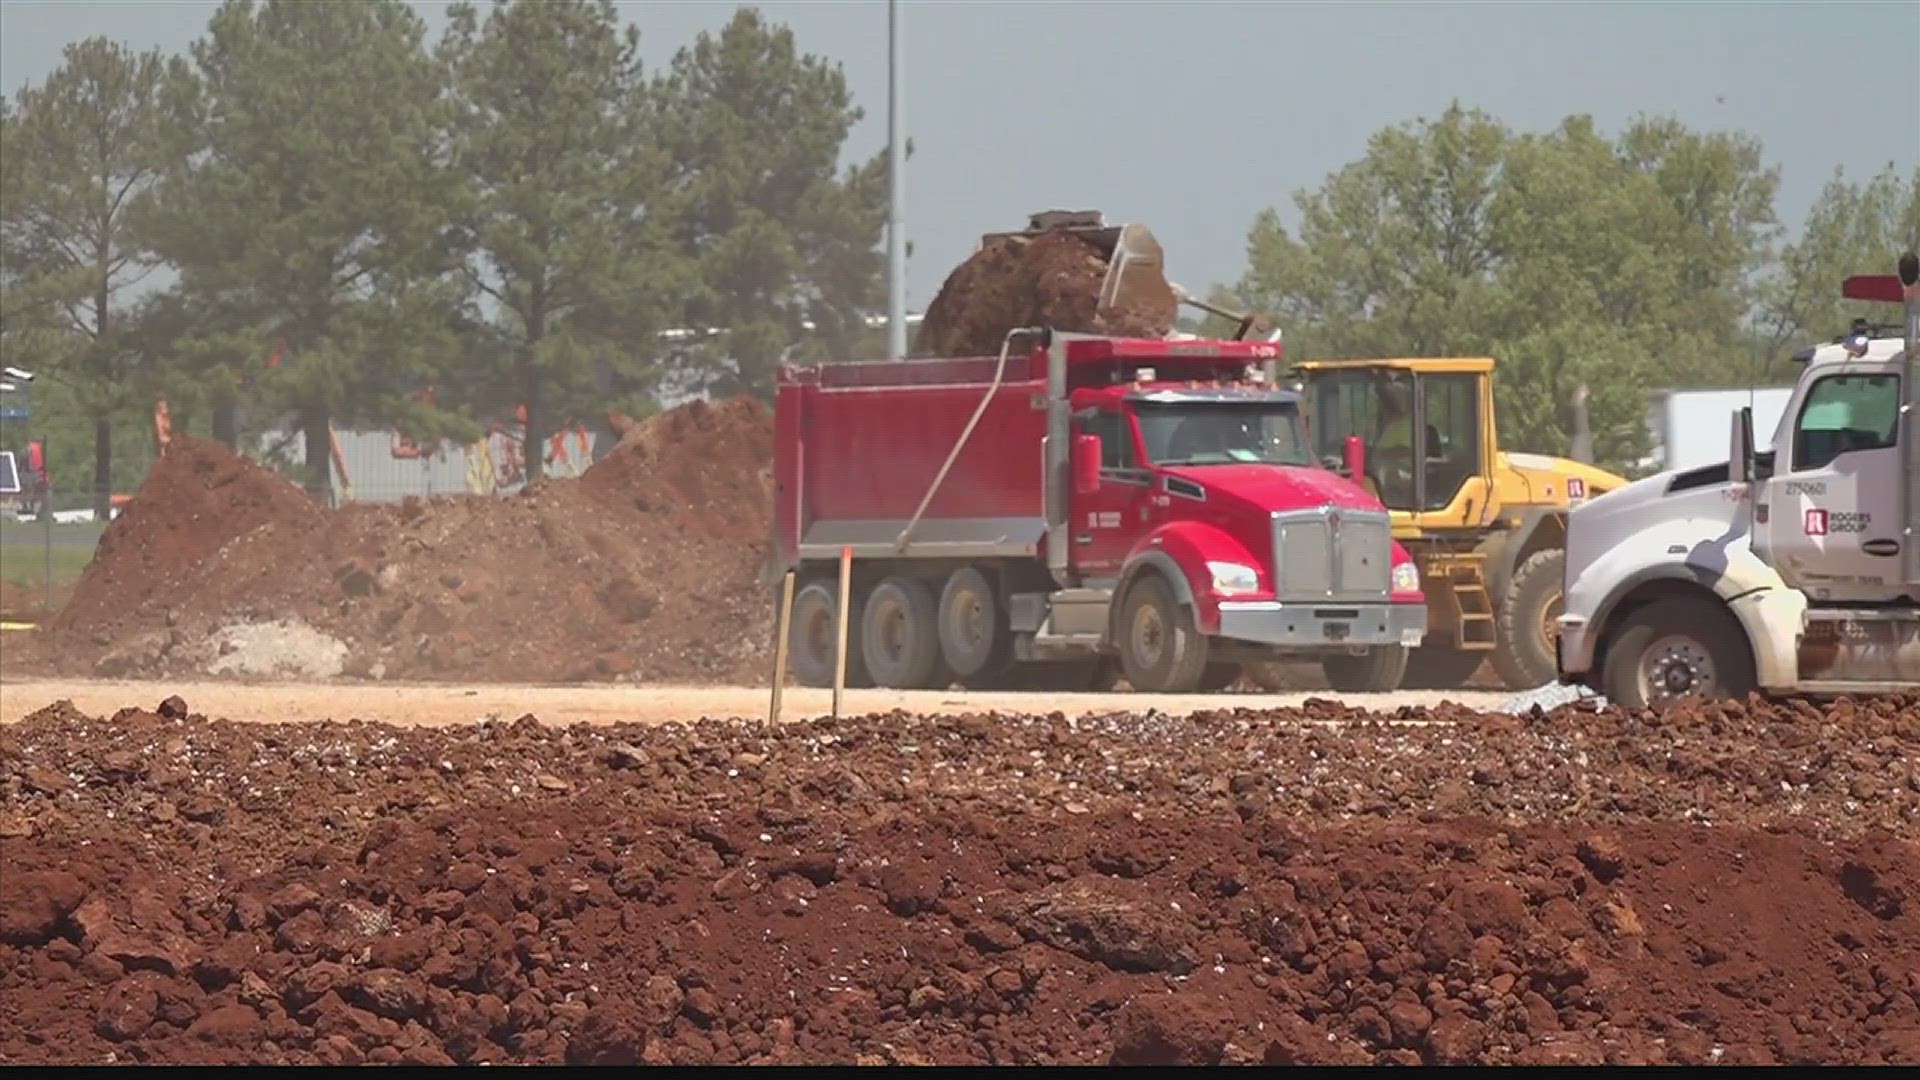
[
  {"x1": 1558, "y1": 255, "x2": 1920, "y2": 705},
  {"x1": 1646, "y1": 387, "x2": 1794, "y2": 473}
]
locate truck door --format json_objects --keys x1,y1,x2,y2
[
  {"x1": 1757, "y1": 367, "x2": 1903, "y2": 601},
  {"x1": 1072, "y1": 407, "x2": 1153, "y2": 580}
]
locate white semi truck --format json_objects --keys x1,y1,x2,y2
[{"x1": 1557, "y1": 254, "x2": 1920, "y2": 706}]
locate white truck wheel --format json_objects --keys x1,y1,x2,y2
[{"x1": 1601, "y1": 596, "x2": 1756, "y2": 707}]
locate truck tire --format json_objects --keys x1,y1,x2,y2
[
  {"x1": 788, "y1": 580, "x2": 869, "y2": 689},
  {"x1": 1198, "y1": 663, "x2": 1242, "y2": 692},
  {"x1": 1321, "y1": 646, "x2": 1410, "y2": 693},
  {"x1": 1491, "y1": 548, "x2": 1566, "y2": 691},
  {"x1": 861, "y1": 576, "x2": 944, "y2": 689},
  {"x1": 1601, "y1": 596, "x2": 1756, "y2": 708},
  {"x1": 1117, "y1": 573, "x2": 1210, "y2": 693},
  {"x1": 1400, "y1": 647, "x2": 1486, "y2": 690},
  {"x1": 938, "y1": 567, "x2": 1010, "y2": 680}
]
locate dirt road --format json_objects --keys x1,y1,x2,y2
[{"x1": 0, "y1": 679, "x2": 1511, "y2": 727}]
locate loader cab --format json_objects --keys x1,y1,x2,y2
[{"x1": 1295, "y1": 359, "x2": 1495, "y2": 523}]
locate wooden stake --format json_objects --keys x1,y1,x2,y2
[
  {"x1": 832, "y1": 546, "x2": 852, "y2": 718},
  {"x1": 768, "y1": 570, "x2": 796, "y2": 725}
]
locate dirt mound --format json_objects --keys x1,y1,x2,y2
[
  {"x1": 51, "y1": 436, "x2": 321, "y2": 633},
  {"x1": 915, "y1": 229, "x2": 1179, "y2": 357},
  {"x1": 2, "y1": 695, "x2": 1915, "y2": 1065},
  {"x1": 31, "y1": 400, "x2": 778, "y2": 685}
]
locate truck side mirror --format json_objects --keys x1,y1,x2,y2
[
  {"x1": 1073, "y1": 434, "x2": 1102, "y2": 496},
  {"x1": 1729, "y1": 406, "x2": 1754, "y2": 484},
  {"x1": 1344, "y1": 435, "x2": 1366, "y2": 481}
]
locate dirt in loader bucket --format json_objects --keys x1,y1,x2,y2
[{"x1": 914, "y1": 210, "x2": 1181, "y2": 358}]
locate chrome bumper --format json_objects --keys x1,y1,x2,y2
[{"x1": 1216, "y1": 600, "x2": 1426, "y2": 649}]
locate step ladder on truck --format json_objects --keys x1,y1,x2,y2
[{"x1": 1556, "y1": 253, "x2": 1920, "y2": 705}]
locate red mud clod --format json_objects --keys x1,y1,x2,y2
[
  {"x1": 3, "y1": 698, "x2": 1919, "y2": 1065},
  {"x1": 915, "y1": 228, "x2": 1178, "y2": 358}
]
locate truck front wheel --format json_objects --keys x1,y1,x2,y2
[
  {"x1": 1321, "y1": 646, "x2": 1411, "y2": 693},
  {"x1": 1491, "y1": 548, "x2": 1566, "y2": 690},
  {"x1": 1116, "y1": 574, "x2": 1209, "y2": 693},
  {"x1": 1601, "y1": 596, "x2": 1755, "y2": 707},
  {"x1": 788, "y1": 580, "x2": 869, "y2": 689},
  {"x1": 861, "y1": 576, "x2": 946, "y2": 689}
]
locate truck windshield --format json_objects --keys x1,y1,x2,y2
[{"x1": 1135, "y1": 400, "x2": 1313, "y2": 466}]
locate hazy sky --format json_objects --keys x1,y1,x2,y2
[{"x1": 4, "y1": 0, "x2": 1917, "y2": 310}]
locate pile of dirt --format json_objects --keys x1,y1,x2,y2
[
  {"x1": 2, "y1": 694, "x2": 1915, "y2": 1064},
  {"x1": 28, "y1": 401, "x2": 778, "y2": 685},
  {"x1": 52, "y1": 436, "x2": 322, "y2": 632},
  {"x1": 915, "y1": 227, "x2": 1179, "y2": 357}
]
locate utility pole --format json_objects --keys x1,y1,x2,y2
[{"x1": 885, "y1": 0, "x2": 907, "y2": 360}]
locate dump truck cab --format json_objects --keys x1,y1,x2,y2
[{"x1": 1291, "y1": 357, "x2": 1626, "y2": 691}]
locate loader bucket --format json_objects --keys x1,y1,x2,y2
[{"x1": 982, "y1": 211, "x2": 1168, "y2": 326}]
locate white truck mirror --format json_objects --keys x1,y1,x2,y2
[{"x1": 1729, "y1": 405, "x2": 1754, "y2": 484}]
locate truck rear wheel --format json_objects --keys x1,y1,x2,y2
[
  {"x1": 938, "y1": 567, "x2": 1010, "y2": 680},
  {"x1": 1117, "y1": 573, "x2": 1209, "y2": 693},
  {"x1": 788, "y1": 580, "x2": 868, "y2": 689},
  {"x1": 1321, "y1": 646, "x2": 1410, "y2": 693},
  {"x1": 1401, "y1": 647, "x2": 1486, "y2": 689},
  {"x1": 1492, "y1": 548, "x2": 1566, "y2": 690},
  {"x1": 1602, "y1": 596, "x2": 1755, "y2": 708},
  {"x1": 861, "y1": 576, "x2": 945, "y2": 689}
]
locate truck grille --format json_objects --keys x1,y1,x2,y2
[{"x1": 1271, "y1": 507, "x2": 1391, "y2": 602}]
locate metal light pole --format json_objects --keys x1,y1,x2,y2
[{"x1": 885, "y1": 0, "x2": 907, "y2": 360}]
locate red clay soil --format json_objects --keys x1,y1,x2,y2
[
  {"x1": 916, "y1": 229, "x2": 1180, "y2": 358},
  {"x1": 51, "y1": 436, "x2": 321, "y2": 633},
  {"x1": 22, "y1": 399, "x2": 776, "y2": 685},
  {"x1": 3, "y1": 693, "x2": 1916, "y2": 1065}
]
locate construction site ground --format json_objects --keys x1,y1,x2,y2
[
  {"x1": 3, "y1": 686, "x2": 1915, "y2": 1065},
  {"x1": 0, "y1": 680, "x2": 1510, "y2": 729}
]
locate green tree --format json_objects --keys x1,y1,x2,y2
[
  {"x1": 1760, "y1": 164, "x2": 1920, "y2": 368},
  {"x1": 1229, "y1": 107, "x2": 1783, "y2": 474},
  {"x1": 1230, "y1": 103, "x2": 1511, "y2": 360},
  {"x1": 440, "y1": 0, "x2": 678, "y2": 482},
  {"x1": 652, "y1": 7, "x2": 887, "y2": 399},
  {"x1": 3, "y1": 38, "x2": 184, "y2": 514},
  {"x1": 145, "y1": 0, "x2": 462, "y2": 501}
]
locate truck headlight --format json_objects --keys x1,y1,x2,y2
[
  {"x1": 1206, "y1": 561, "x2": 1261, "y2": 595},
  {"x1": 1392, "y1": 561, "x2": 1421, "y2": 594}
]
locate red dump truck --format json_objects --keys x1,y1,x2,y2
[{"x1": 772, "y1": 329, "x2": 1429, "y2": 693}]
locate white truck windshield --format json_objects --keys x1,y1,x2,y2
[{"x1": 1135, "y1": 400, "x2": 1313, "y2": 467}]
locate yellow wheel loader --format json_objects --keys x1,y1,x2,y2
[{"x1": 1281, "y1": 358, "x2": 1626, "y2": 690}]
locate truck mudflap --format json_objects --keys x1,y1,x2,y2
[{"x1": 1216, "y1": 600, "x2": 1426, "y2": 649}]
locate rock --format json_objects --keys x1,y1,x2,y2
[
  {"x1": 95, "y1": 976, "x2": 159, "y2": 1041},
  {"x1": 1386, "y1": 998, "x2": 1434, "y2": 1047},
  {"x1": 1576, "y1": 835, "x2": 1628, "y2": 882},
  {"x1": 0, "y1": 869, "x2": 87, "y2": 945},
  {"x1": 1008, "y1": 876, "x2": 1196, "y2": 975},
  {"x1": 187, "y1": 1003, "x2": 265, "y2": 1045},
  {"x1": 568, "y1": 1006, "x2": 647, "y2": 1065},
  {"x1": 535, "y1": 774, "x2": 572, "y2": 793},
  {"x1": 1109, "y1": 993, "x2": 1236, "y2": 1065},
  {"x1": 268, "y1": 883, "x2": 323, "y2": 923},
  {"x1": 607, "y1": 743, "x2": 649, "y2": 770},
  {"x1": 682, "y1": 986, "x2": 722, "y2": 1024},
  {"x1": 157, "y1": 695, "x2": 191, "y2": 719}
]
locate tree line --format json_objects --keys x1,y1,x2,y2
[
  {"x1": 1207, "y1": 104, "x2": 1920, "y2": 472},
  {"x1": 1, "y1": 0, "x2": 888, "y2": 508},
  {"x1": 2, "y1": 5, "x2": 1916, "y2": 511}
]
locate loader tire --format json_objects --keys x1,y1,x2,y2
[
  {"x1": 1320, "y1": 646, "x2": 1411, "y2": 694},
  {"x1": 788, "y1": 580, "x2": 869, "y2": 689},
  {"x1": 1491, "y1": 548, "x2": 1566, "y2": 691},
  {"x1": 861, "y1": 576, "x2": 945, "y2": 689},
  {"x1": 1601, "y1": 596, "x2": 1755, "y2": 708},
  {"x1": 1400, "y1": 647, "x2": 1486, "y2": 690},
  {"x1": 1117, "y1": 573, "x2": 1209, "y2": 693}
]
